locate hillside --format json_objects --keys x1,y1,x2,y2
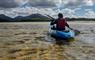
[{"x1": 0, "y1": 14, "x2": 49, "y2": 22}]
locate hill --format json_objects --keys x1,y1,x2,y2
[{"x1": 0, "y1": 14, "x2": 49, "y2": 22}]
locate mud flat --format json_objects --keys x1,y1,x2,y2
[{"x1": 0, "y1": 21, "x2": 95, "y2": 60}]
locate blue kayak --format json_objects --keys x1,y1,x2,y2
[{"x1": 49, "y1": 29, "x2": 75, "y2": 39}]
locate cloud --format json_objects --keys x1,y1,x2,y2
[
  {"x1": 83, "y1": 0, "x2": 94, "y2": 6},
  {"x1": 1, "y1": 6, "x2": 95, "y2": 18},
  {"x1": 62, "y1": 0, "x2": 82, "y2": 9},
  {"x1": 0, "y1": 0, "x2": 18, "y2": 8},
  {"x1": 0, "y1": 0, "x2": 95, "y2": 18},
  {"x1": 62, "y1": 0, "x2": 95, "y2": 9},
  {"x1": 0, "y1": 0, "x2": 56, "y2": 8},
  {"x1": 0, "y1": 0, "x2": 95, "y2": 8},
  {"x1": 28, "y1": 0, "x2": 56, "y2": 8},
  {"x1": 15, "y1": 0, "x2": 57, "y2": 8},
  {"x1": 60, "y1": 8, "x2": 77, "y2": 18},
  {"x1": 15, "y1": 0, "x2": 29, "y2": 7},
  {"x1": 83, "y1": 9, "x2": 95, "y2": 18},
  {"x1": 0, "y1": 7, "x2": 33, "y2": 18}
]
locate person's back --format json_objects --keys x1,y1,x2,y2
[
  {"x1": 50, "y1": 13, "x2": 70, "y2": 31},
  {"x1": 56, "y1": 18, "x2": 66, "y2": 31}
]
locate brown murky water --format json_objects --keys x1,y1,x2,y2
[{"x1": 0, "y1": 22, "x2": 95, "y2": 60}]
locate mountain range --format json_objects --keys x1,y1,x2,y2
[
  {"x1": 0, "y1": 13, "x2": 95, "y2": 22},
  {"x1": 0, "y1": 14, "x2": 49, "y2": 22}
]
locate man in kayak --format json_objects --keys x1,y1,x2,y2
[{"x1": 51, "y1": 13, "x2": 71, "y2": 31}]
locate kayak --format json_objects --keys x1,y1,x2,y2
[
  {"x1": 48, "y1": 20, "x2": 75, "y2": 39},
  {"x1": 49, "y1": 29, "x2": 75, "y2": 39}
]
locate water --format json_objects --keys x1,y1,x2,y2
[{"x1": 0, "y1": 22, "x2": 95, "y2": 60}]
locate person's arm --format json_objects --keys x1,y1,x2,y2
[
  {"x1": 65, "y1": 22, "x2": 70, "y2": 28},
  {"x1": 65, "y1": 18, "x2": 72, "y2": 29},
  {"x1": 65, "y1": 22, "x2": 73, "y2": 30},
  {"x1": 50, "y1": 19, "x2": 57, "y2": 25}
]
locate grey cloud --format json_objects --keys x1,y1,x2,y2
[
  {"x1": 64, "y1": 0, "x2": 95, "y2": 9},
  {"x1": 0, "y1": 0, "x2": 56, "y2": 8},
  {"x1": 28, "y1": 0, "x2": 56, "y2": 8},
  {"x1": 64, "y1": 0, "x2": 83, "y2": 9},
  {"x1": 0, "y1": 0, "x2": 18, "y2": 8}
]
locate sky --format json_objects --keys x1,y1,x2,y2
[{"x1": 0, "y1": 0, "x2": 95, "y2": 18}]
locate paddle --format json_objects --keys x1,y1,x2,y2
[
  {"x1": 45, "y1": 14, "x2": 55, "y2": 20},
  {"x1": 69, "y1": 27, "x2": 80, "y2": 36}
]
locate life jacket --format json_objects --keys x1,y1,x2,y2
[{"x1": 56, "y1": 18, "x2": 66, "y2": 30}]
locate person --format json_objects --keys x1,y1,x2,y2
[{"x1": 50, "y1": 13, "x2": 71, "y2": 31}]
